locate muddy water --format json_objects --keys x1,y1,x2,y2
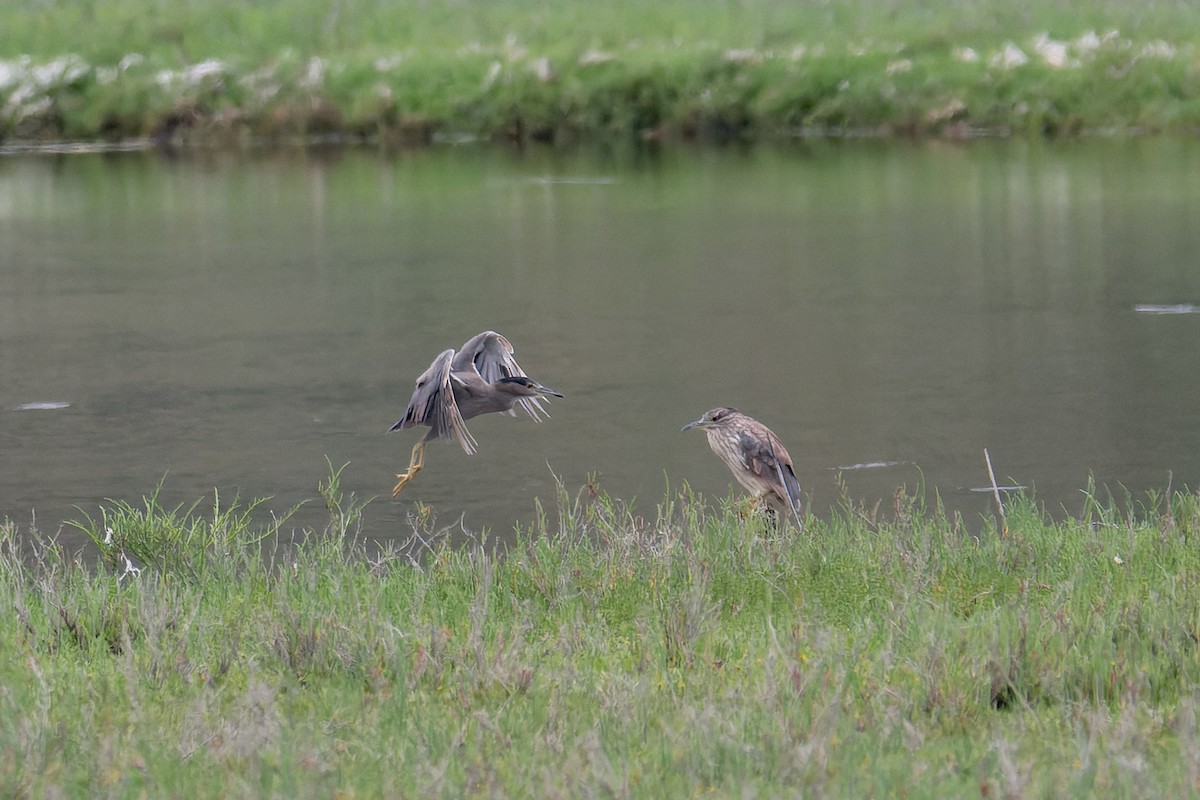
[{"x1": 3, "y1": 140, "x2": 1199, "y2": 545}]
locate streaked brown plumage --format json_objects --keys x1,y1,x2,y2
[
  {"x1": 682, "y1": 406, "x2": 802, "y2": 527},
  {"x1": 389, "y1": 331, "x2": 562, "y2": 496}
]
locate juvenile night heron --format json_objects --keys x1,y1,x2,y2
[
  {"x1": 682, "y1": 407, "x2": 803, "y2": 528},
  {"x1": 388, "y1": 330, "x2": 562, "y2": 496}
]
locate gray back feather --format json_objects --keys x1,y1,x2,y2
[{"x1": 453, "y1": 330, "x2": 550, "y2": 421}]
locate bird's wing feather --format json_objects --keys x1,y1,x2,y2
[
  {"x1": 395, "y1": 348, "x2": 478, "y2": 454},
  {"x1": 453, "y1": 330, "x2": 549, "y2": 421},
  {"x1": 737, "y1": 429, "x2": 802, "y2": 521},
  {"x1": 773, "y1": 459, "x2": 803, "y2": 527}
]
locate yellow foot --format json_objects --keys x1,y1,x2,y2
[
  {"x1": 391, "y1": 441, "x2": 426, "y2": 497},
  {"x1": 392, "y1": 469, "x2": 419, "y2": 497}
]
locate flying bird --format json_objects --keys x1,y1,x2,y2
[{"x1": 389, "y1": 330, "x2": 561, "y2": 496}]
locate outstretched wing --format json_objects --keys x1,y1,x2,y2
[
  {"x1": 452, "y1": 330, "x2": 550, "y2": 421},
  {"x1": 389, "y1": 348, "x2": 478, "y2": 454},
  {"x1": 737, "y1": 429, "x2": 803, "y2": 526}
]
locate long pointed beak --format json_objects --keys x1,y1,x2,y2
[
  {"x1": 681, "y1": 418, "x2": 705, "y2": 432},
  {"x1": 534, "y1": 382, "x2": 564, "y2": 398}
]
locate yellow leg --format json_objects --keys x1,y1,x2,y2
[{"x1": 392, "y1": 441, "x2": 426, "y2": 497}]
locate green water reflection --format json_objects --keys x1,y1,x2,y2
[{"x1": 2, "y1": 139, "x2": 1199, "y2": 543}]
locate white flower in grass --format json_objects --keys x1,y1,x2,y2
[
  {"x1": 0, "y1": 57, "x2": 30, "y2": 90},
  {"x1": 578, "y1": 49, "x2": 615, "y2": 66},
  {"x1": 1113, "y1": 554, "x2": 1124, "y2": 566},
  {"x1": 33, "y1": 55, "x2": 88, "y2": 87},
  {"x1": 531, "y1": 57, "x2": 555, "y2": 83},
  {"x1": 374, "y1": 55, "x2": 403, "y2": 72},
  {"x1": 1033, "y1": 33, "x2": 1072, "y2": 68},
  {"x1": 990, "y1": 43, "x2": 1028, "y2": 69},
  {"x1": 301, "y1": 57, "x2": 324, "y2": 88},
  {"x1": 156, "y1": 59, "x2": 225, "y2": 89},
  {"x1": 1141, "y1": 41, "x2": 1176, "y2": 60},
  {"x1": 725, "y1": 49, "x2": 762, "y2": 65},
  {"x1": 1074, "y1": 31, "x2": 1102, "y2": 55},
  {"x1": 482, "y1": 61, "x2": 501, "y2": 91},
  {"x1": 183, "y1": 59, "x2": 225, "y2": 85}
]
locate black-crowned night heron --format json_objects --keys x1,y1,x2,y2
[
  {"x1": 682, "y1": 406, "x2": 803, "y2": 528},
  {"x1": 389, "y1": 330, "x2": 562, "y2": 496}
]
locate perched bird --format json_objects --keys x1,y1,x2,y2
[
  {"x1": 389, "y1": 331, "x2": 562, "y2": 496},
  {"x1": 682, "y1": 406, "x2": 803, "y2": 528}
]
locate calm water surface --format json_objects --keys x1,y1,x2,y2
[{"x1": 3, "y1": 140, "x2": 1199, "y2": 545}]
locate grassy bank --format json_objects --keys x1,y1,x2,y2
[
  {"x1": 2, "y1": 0, "x2": 1199, "y2": 147},
  {"x1": 3, "y1": 470, "x2": 1200, "y2": 797}
]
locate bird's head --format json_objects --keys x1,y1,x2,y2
[
  {"x1": 681, "y1": 406, "x2": 739, "y2": 432},
  {"x1": 497, "y1": 376, "x2": 564, "y2": 398}
]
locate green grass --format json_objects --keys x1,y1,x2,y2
[
  {"x1": 1, "y1": 0, "x2": 1199, "y2": 145},
  {"x1": 4, "y1": 466, "x2": 1200, "y2": 797}
]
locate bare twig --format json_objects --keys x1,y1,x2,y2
[{"x1": 984, "y1": 448, "x2": 1008, "y2": 537}]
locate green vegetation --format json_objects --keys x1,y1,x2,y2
[
  {"x1": 4, "y1": 465, "x2": 1200, "y2": 797},
  {"x1": 2, "y1": 0, "x2": 1199, "y2": 145}
]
